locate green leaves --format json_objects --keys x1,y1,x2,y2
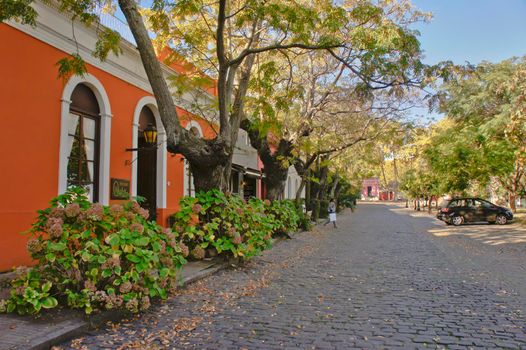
[
  {"x1": 56, "y1": 54, "x2": 87, "y2": 81},
  {"x1": 105, "y1": 233, "x2": 120, "y2": 246},
  {"x1": 41, "y1": 282, "x2": 52, "y2": 293},
  {"x1": 0, "y1": 0, "x2": 38, "y2": 26},
  {"x1": 2, "y1": 187, "x2": 187, "y2": 315},
  {"x1": 126, "y1": 254, "x2": 141, "y2": 263},
  {"x1": 49, "y1": 242, "x2": 67, "y2": 251},
  {"x1": 134, "y1": 236, "x2": 150, "y2": 246},
  {"x1": 424, "y1": 58, "x2": 526, "y2": 197},
  {"x1": 93, "y1": 27, "x2": 122, "y2": 61},
  {"x1": 171, "y1": 190, "x2": 298, "y2": 261},
  {"x1": 41, "y1": 297, "x2": 58, "y2": 309}
]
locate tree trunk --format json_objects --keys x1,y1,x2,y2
[
  {"x1": 428, "y1": 196, "x2": 432, "y2": 213},
  {"x1": 510, "y1": 193, "x2": 517, "y2": 213},
  {"x1": 329, "y1": 176, "x2": 340, "y2": 198},
  {"x1": 265, "y1": 169, "x2": 288, "y2": 200},
  {"x1": 393, "y1": 155, "x2": 399, "y2": 201},
  {"x1": 295, "y1": 178, "x2": 306, "y2": 207},
  {"x1": 312, "y1": 157, "x2": 329, "y2": 221},
  {"x1": 380, "y1": 160, "x2": 388, "y2": 191},
  {"x1": 181, "y1": 137, "x2": 231, "y2": 192},
  {"x1": 119, "y1": 0, "x2": 236, "y2": 194},
  {"x1": 191, "y1": 162, "x2": 227, "y2": 193},
  {"x1": 305, "y1": 172, "x2": 312, "y2": 211},
  {"x1": 241, "y1": 120, "x2": 293, "y2": 201}
]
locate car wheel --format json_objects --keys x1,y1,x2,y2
[
  {"x1": 496, "y1": 214, "x2": 508, "y2": 225},
  {"x1": 452, "y1": 215, "x2": 464, "y2": 226}
]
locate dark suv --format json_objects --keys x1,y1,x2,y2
[{"x1": 437, "y1": 198, "x2": 513, "y2": 226}]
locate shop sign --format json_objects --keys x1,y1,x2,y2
[{"x1": 111, "y1": 178, "x2": 130, "y2": 200}]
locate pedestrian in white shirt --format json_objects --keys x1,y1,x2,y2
[{"x1": 324, "y1": 198, "x2": 337, "y2": 228}]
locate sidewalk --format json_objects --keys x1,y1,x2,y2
[{"x1": 0, "y1": 258, "x2": 231, "y2": 350}]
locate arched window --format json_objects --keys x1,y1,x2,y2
[{"x1": 66, "y1": 84, "x2": 101, "y2": 202}]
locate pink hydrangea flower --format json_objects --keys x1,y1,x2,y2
[
  {"x1": 192, "y1": 203, "x2": 202, "y2": 214},
  {"x1": 49, "y1": 223, "x2": 63, "y2": 238},
  {"x1": 109, "y1": 204, "x2": 124, "y2": 216},
  {"x1": 64, "y1": 203, "x2": 81, "y2": 218},
  {"x1": 84, "y1": 280, "x2": 97, "y2": 292},
  {"x1": 227, "y1": 226, "x2": 237, "y2": 237},
  {"x1": 191, "y1": 246, "x2": 205, "y2": 260},
  {"x1": 139, "y1": 208, "x2": 149, "y2": 220},
  {"x1": 131, "y1": 201, "x2": 142, "y2": 213},
  {"x1": 86, "y1": 203, "x2": 104, "y2": 221},
  {"x1": 49, "y1": 207, "x2": 65, "y2": 219},
  {"x1": 140, "y1": 296, "x2": 151, "y2": 310},
  {"x1": 232, "y1": 233, "x2": 243, "y2": 245},
  {"x1": 119, "y1": 281, "x2": 132, "y2": 294},
  {"x1": 179, "y1": 241, "x2": 189, "y2": 257},
  {"x1": 130, "y1": 223, "x2": 144, "y2": 233},
  {"x1": 27, "y1": 238, "x2": 42, "y2": 254},
  {"x1": 125, "y1": 298, "x2": 139, "y2": 312}
]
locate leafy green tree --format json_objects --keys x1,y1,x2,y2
[
  {"x1": 240, "y1": 0, "x2": 436, "y2": 199},
  {"x1": 432, "y1": 58, "x2": 526, "y2": 209}
]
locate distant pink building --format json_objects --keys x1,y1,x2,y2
[{"x1": 362, "y1": 178, "x2": 380, "y2": 199}]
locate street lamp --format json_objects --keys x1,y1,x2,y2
[
  {"x1": 126, "y1": 123, "x2": 158, "y2": 151},
  {"x1": 143, "y1": 123, "x2": 157, "y2": 146}
]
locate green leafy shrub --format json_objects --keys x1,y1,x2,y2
[
  {"x1": 171, "y1": 191, "x2": 299, "y2": 260},
  {"x1": 339, "y1": 193, "x2": 359, "y2": 212},
  {"x1": 294, "y1": 205, "x2": 313, "y2": 232},
  {"x1": 0, "y1": 187, "x2": 187, "y2": 315},
  {"x1": 265, "y1": 200, "x2": 299, "y2": 235}
]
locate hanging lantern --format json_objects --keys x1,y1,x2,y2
[{"x1": 143, "y1": 123, "x2": 157, "y2": 146}]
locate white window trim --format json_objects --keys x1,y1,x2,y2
[
  {"x1": 130, "y1": 96, "x2": 167, "y2": 209},
  {"x1": 59, "y1": 74, "x2": 112, "y2": 204},
  {"x1": 183, "y1": 121, "x2": 203, "y2": 197}
]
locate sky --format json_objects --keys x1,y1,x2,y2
[
  {"x1": 408, "y1": 0, "x2": 526, "y2": 121},
  {"x1": 411, "y1": 0, "x2": 526, "y2": 65}
]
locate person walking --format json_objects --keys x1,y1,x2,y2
[{"x1": 324, "y1": 198, "x2": 337, "y2": 228}]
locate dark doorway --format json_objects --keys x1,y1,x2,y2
[
  {"x1": 243, "y1": 176, "x2": 257, "y2": 200},
  {"x1": 137, "y1": 106, "x2": 157, "y2": 221},
  {"x1": 367, "y1": 186, "x2": 372, "y2": 197}
]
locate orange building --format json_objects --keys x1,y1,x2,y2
[
  {"x1": 0, "y1": 2, "x2": 229, "y2": 271},
  {"x1": 0, "y1": 2, "x2": 308, "y2": 272}
]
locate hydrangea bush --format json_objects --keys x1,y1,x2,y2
[
  {"x1": 171, "y1": 190, "x2": 300, "y2": 260},
  {"x1": 0, "y1": 187, "x2": 187, "y2": 315},
  {"x1": 265, "y1": 200, "x2": 300, "y2": 235}
]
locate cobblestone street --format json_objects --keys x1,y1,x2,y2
[{"x1": 61, "y1": 203, "x2": 526, "y2": 349}]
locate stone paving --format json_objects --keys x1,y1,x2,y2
[{"x1": 59, "y1": 203, "x2": 526, "y2": 349}]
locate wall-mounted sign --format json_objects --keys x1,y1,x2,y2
[{"x1": 110, "y1": 178, "x2": 130, "y2": 200}]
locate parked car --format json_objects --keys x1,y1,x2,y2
[{"x1": 437, "y1": 198, "x2": 513, "y2": 226}]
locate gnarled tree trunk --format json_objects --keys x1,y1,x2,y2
[{"x1": 241, "y1": 120, "x2": 293, "y2": 200}]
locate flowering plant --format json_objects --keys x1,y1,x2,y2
[
  {"x1": 0, "y1": 187, "x2": 187, "y2": 315},
  {"x1": 265, "y1": 200, "x2": 300, "y2": 235},
  {"x1": 171, "y1": 190, "x2": 299, "y2": 260}
]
